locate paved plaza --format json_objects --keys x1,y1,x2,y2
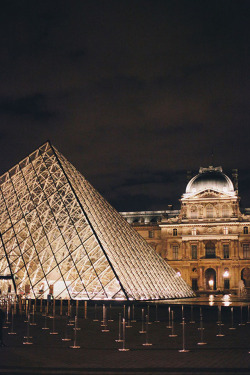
[{"x1": 0, "y1": 297, "x2": 250, "y2": 375}]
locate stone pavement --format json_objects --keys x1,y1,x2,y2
[{"x1": 0, "y1": 300, "x2": 249, "y2": 375}]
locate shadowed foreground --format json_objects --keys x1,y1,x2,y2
[{"x1": 0, "y1": 299, "x2": 250, "y2": 375}]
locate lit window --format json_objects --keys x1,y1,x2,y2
[
  {"x1": 191, "y1": 245, "x2": 197, "y2": 259},
  {"x1": 223, "y1": 268, "x2": 230, "y2": 289},
  {"x1": 173, "y1": 228, "x2": 177, "y2": 236},
  {"x1": 243, "y1": 244, "x2": 250, "y2": 259},
  {"x1": 172, "y1": 246, "x2": 178, "y2": 259},
  {"x1": 223, "y1": 244, "x2": 229, "y2": 259},
  {"x1": 243, "y1": 227, "x2": 248, "y2": 234},
  {"x1": 223, "y1": 227, "x2": 229, "y2": 235},
  {"x1": 223, "y1": 268, "x2": 229, "y2": 278},
  {"x1": 206, "y1": 205, "x2": 213, "y2": 218},
  {"x1": 149, "y1": 230, "x2": 154, "y2": 238},
  {"x1": 192, "y1": 227, "x2": 197, "y2": 236}
]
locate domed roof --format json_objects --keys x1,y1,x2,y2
[{"x1": 185, "y1": 166, "x2": 235, "y2": 195}]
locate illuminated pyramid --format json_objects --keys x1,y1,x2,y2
[{"x1": 0, "y1": 141, "x2": 194, "y2": 300}]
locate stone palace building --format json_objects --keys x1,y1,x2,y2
[{"x1": 121, "y1": 166, "x2": 250, "y2": 294}]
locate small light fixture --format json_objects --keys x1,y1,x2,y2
[
  {"x1": 208, "y1": 279, "x2": 214, "y2": 288},
  {"x1": 223, "y1": 270, "x2": 229, "y2": 278}
]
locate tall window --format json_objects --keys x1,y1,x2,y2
[
  {"x1": 205, "y1": 241, "x2": 216, "y2": 258},
  {"x1": 206, "y1": 205, "x2": 213, "y2": 218},
  {"x1": 191, "y1": 245, "x2": 197, "y2": 259},
  {"x1": 190, "y1": 206, "x2": 197, "y2": 219},
  {"x1": 173, "y1": 228, "x2": 177, "y2": 236},
  {"x1": 172, "y1": 245, "x2": 178, "y2": 260},
  {"x1": 149, "y1": 230, "x2": 154, "y2": 238},
  {"x1": 222, "y1": 204, "x2": 230, "y2": 218},
  {"x1": 243, "y1": 227, "x2": 248, "y2": 234},
  {"x1": 223, "y1": 244, "x2": 229, "y2": 259},
  {"x1": 243, "y1": 244, "x2": 250, "y2": 259},
  {"x1": 192, "y1": 279, "x2": 198, "y2": 291},
  {"x1": 224, "y1": 278, "x2": 230, "y2": 289}
]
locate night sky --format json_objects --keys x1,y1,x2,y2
[{"x1": 1, "y1": 1, "x2": 250, "y2": 211}]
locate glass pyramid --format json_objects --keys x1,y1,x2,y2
[{"x1": 0, "y1": 141, "x2": 194, "y2": 300}]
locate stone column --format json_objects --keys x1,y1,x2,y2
[
  {"x1": 198, "y1": 266, "x2": 204, "y2": 290},
  {"x1": 216, "y1": 240, "x2": 221, "y2": 258},
  {"x1": 216, "y1": 265, "x2": 222, "y2": 290},
  {"x1": 238, "y1": 240, "x2": 242, "y2": 259},
  {"x1": 232, "y1": 240, "x2": 237, "y2": 258},
  {"x1": 182, "y1": 241, "x2": 186, "y2": 259},
  {"x1": 199, "y1": 241, "x2": 204, "y2": 258},
  {"x1": 232, "y1": 265, "x2": 238, "y2": 289},
  {"x1": 197, "y1": 241, "x2": 201, "y2": 259}
]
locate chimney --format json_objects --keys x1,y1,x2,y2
[{"x1": 232, "y1": 169, "x2": 238, "y2": 193}]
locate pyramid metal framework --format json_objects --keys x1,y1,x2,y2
[{"x1": 0, "y1": 142, "x2": 194, "y2": 300}]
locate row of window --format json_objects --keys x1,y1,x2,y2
[
  {"x1": 190, "y1": 204, "x2": 231, "y2": 219},
  {"x1": 147, "y1": 227, "x2": 249, "y2": 238},
  {"x1": 171, "y1": 243, "x2": 250, "y2": 260},
  {"x1": 172, "y1": 226, "x2": 249, "y2": 236}
]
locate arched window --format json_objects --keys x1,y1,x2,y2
[
  {"x1": 190, "y1": 205, "x2": 197, "y2": 219},
  {"x1": 206, "y1": 205, "x2": 213, "y2": 218},
  {"x1": 205, "y1": 268, "x2": 216, "y2": 290},
  {"x1": 173, "y1": 228, "x2": 177, "y2": 236},
  {"x1": 241, "y1": 267, "x2": 250, "y2": 287},
  {"x1": 243, "y1": 227, "x2": 248, "y2": 234},
  {"x1": 222, "y1": 204, "x2": 230, "y2": 218}
]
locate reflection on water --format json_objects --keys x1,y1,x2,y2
[
  {"x1": 209, "y1": 294, "x2": 214, "y2": 306},
  {"x1": 222, "y1": 294, "x2": 232, "y2": 306},
  {"x1": 158, "y1": 293, "x2": 249, "y2": 306}
]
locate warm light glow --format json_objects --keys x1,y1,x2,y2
[
  {"x1": 208, "y1": 279, "x2": 214, "y2": 288},
  {"x1": 223, "y1": 270, "x2": 229, "y2": 278},
  {"x1": 0, "y1": 141, "x2": 195, "y2": 300},
  {"x1": 222, "y1": 294, "x2": 231, "y2": 306},
  {"x1": 222, "y1": 294, "x2": 230, "y2": 301}
]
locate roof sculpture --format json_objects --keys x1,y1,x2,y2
[{"x1": 0, "y1": 141, "x2": 194, "y2": 300}]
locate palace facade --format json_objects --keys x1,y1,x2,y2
[{"x1": 121, "y1": 166, "x2": 250, "y2": 294}]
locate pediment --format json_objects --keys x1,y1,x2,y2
[
  {"x1": 198, "y1": 190, "x2": 222, "y2": 198},
  {"x1": 190, "y1": 189, "x2": 231, "y2": 199}
]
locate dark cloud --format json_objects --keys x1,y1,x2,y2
[
  {"x1": 0, "y1": 94, "x2": 55, "y2": 121},
  {"x1": 69, "y1": 49, "x2": 87, "y2": 61}
]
